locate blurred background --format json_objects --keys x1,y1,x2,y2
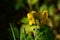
[{"x1": 0, "y1": 0, "x2": 60, "y2": 40}]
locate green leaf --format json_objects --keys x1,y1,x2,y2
[
  {"x1": 20, "y1": 17, "x2": 28, "y2": 23},
  {"x1": 27, "y1": 0, "x2": 38, "y2": 5},
  {"x1": 20, "y1": 24, "x2": 37, "y2": 40},
  {"x1": 15, "y1": 0, "x2": 25, "y2": 10},
  {"x1": 38, "y1": 24, "x2": 54, "y2": 40},
  {"x1": 48, "y1": 4, "x2": 55, "y2": 16},
  {"x1": 9, "y1": 23, "x2": 16, "y2": 40},
  {"x1": 9, "y1": 23, "x2": 19, "y2": 40},
  {"x1": 57, "y1": 0, "x2": 60, "y2": 10},
  {"x1": 39, "y1": 4, "x2": 47, "y2": 13},
  {"x1": 13, "y1": 27, "x2": 19, "y2": 39}
]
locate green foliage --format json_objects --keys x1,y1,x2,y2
[
  {"x1": 15, "y1": 0, "x2": 26, "y2": 10},
  {"x1": 13, "y1": 27, "x2": 19, "y2": 39},
  {"x1": 39, "y1": 4, "x2": 48, "y2": 13},
  {"x1": 20, "y1": 24, "x2": 36, "y2": 40},
  {"x1": 20, "y1": 24, "x2": 54, "y2": 40},
  {"x1": 37, "y1": 24, "x2": 54, "y2": 40},
  {"x1": 15, "y1": 0, "x2": 39, "y2": 10},
  {"x1": 20, "y1": 17, "x2": 28, "y2": 24},
  {"x1": 48, "y1": 4, "x2": 55, "y2": 16},
  {"x1": 9, "y1": 23, "x2": 19, "y2": 40},
  {"x1": 27, "y1": 0, "x2": 38, "y2": 5},
  {"x1": 57, "y1": 0, "x2": 60, "y2": 9}
]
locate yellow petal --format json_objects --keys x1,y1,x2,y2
[
  {"x1": 29, "y1": 11, "x2": 36, "y2": 13},
  {"x1": 27, "y1": 11, "x2": 36, "y2": 25},
  {"x1": 29, "y1": 17, "x2": 35, "y2": 25},
  {"x1": 41, "y1": 10, "x2": 48, "y2": 18},
  {"x1": 27, "y1": 13, "x2": 33, "y2": 19},
  {"x1": 29, "y1": 21, "x2": 32, "y2": 25}
]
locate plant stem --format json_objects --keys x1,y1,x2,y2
[
  {"x1": 9, "y1": 23, "x2": 16, "y2": 40},
  {"x1": 29, "y1": 4, "x2": 32, "y2": 11}
]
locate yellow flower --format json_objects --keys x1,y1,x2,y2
[
  {"x1": 41, "y1": 10, "x2": 48, "y2": 24},
  {"x1": 28, "y1": 17, "x2": 35, "y2": 25},
  {"x1": 41, "y1": 10, "x2": 48, "y2": 18},
  {"x1": 27, "y1": 11, "x2": 36, "y2": 25}
]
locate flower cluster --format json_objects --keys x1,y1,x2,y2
[
  {"x1": 27, "y1": 10, "x2": 48, "y2": 25},
  {"x1": 27, "y1": 11, "x2": 36, "y2": 25}
]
